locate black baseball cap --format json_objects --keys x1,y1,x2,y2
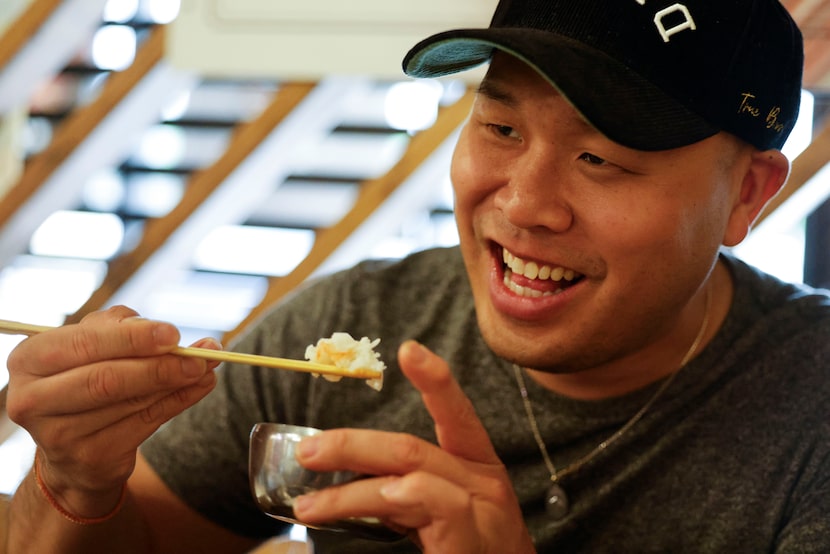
[{"x1": 403, "y1": 0, "x2": 804, "y2": 152}]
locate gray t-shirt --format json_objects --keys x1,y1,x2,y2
[{"x1": 142, "y1": 247, "x2": 830, "y2": 553}]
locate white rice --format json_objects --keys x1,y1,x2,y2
[{"x1": 304, "y1": 332, "x2": 386, "y2": 391}]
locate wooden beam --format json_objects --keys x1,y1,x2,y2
[
  {"x1": 0, "y1": 0, "x2": 64, "y2": 70},
  {"x1": 65, "y1": 82, "x2": 317, "y2": 324},
  {"x1": 225, "y1": 90, "x2": 475, "y2": 342},
  {"x1": 0, "y1": 26, "x2": 166, "y2": 228}
]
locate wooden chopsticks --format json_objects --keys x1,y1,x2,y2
[{"x1": 0, "y1": 319, "x2": 382, "y2": 380}]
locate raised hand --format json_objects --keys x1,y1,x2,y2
[{"x1": 292, "y1": 340, "x2": 536, "y2": 554}]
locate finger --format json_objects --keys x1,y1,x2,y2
[
  {"x1": 8, "y1": 306, "x2": 181, "y2": 377},
  {"x1": 378, "y1": 472, "x2": 530, "y2": 554},
  {"x1": 293, "y1": 475, "x2": 402, "y2": 524},
  {"x1": 8, "y1": 336, "x2": 221, "y2": 434},
  {"x1": 88, "y1": 370, "x2": 217, "y2": 453},
  {"x1": 398, "y1": 340, "x2": 500, "y2": 463},
  {"x1": 35, "y1": 366, "x2": 217, "y2": 444},
  {"x1": 296, "y1": 428, "x2": 472, "y2": 483},
  {"x1": 78, "y1": 304, "x2": 140, "y2": 325},
  {"x1": 12, "y1": 352, "x2": 214, "y2": 417},
  {"x1": 295, "y1": 472, "x2": 466, "y2": 527},
  {"x1": 379, "y1": 474, "x2": 481, "y2": 553},
  {"x1": 40, "y1": 371, "x2": 216, "y2": 475},
  {"x1": 293, "y1": 472, "x2": 480, "y2": 551}
]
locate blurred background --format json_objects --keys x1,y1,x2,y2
[{"x1": 0, "y1": 0, "x2": 828, "y2": 508}]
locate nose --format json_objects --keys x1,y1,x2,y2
[{"x1": 494, "y1": 152, "x2": 574, "y2": 233}]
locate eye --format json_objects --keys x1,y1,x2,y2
[
  {"x1": 489, "y1": 124, "x2": 520, "y2": 139},
  {"x1": 578, "y1": 152, "x2": 607, "y2": 165}
]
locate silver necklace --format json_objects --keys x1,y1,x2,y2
[{"x1": 512, "y1": 286, "x2": 711, "y2": 520}]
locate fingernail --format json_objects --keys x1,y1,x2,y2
[
  {"x1": 296, "y1": 436, "x2": 318, "y2": 460},
  {"x1": 405, "y1": 340, "x2": 427, "y2": 363},
  {"x1": 193, "y1": 337, "x2": 223, "y2": 350}
]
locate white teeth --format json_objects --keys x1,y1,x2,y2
[
  {"x1": 503, "y1": 272, "x2": 561, "y2": 297},
  {"x1": 502, "y1": 248, "x2": 581, "y2": 283},
  {"x1": 513, "y1": 258, "x2": 525, "y2": 275}
]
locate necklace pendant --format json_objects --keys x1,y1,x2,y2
[{"x1": 545, "y1": 483, "x2": 569, "y2": 520}]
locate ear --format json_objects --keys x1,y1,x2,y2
[{"x1": 722, "y1": 149, "x2": 790, "y2": 247}]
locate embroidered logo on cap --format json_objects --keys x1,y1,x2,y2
[
  {"x1": 739, "y1": 93, "x2": 787, "y2": 135},
  {"x1": 636, "y1": 1, "x2": 697, "y2": 42}
]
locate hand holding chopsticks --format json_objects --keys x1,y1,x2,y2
[{"x1": 0, "y1": 318, "x2": 382, "y2": 381}]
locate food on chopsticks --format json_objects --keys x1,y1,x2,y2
[
  {"x1": 0, "y1": 319, "x2": 382, "y2": 381},
  {"x1": 305, "y1": 332, "x2": 386, "y2": 391}
]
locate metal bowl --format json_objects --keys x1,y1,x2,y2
[{"x1": 248, "y1": 423, "x2": 403, "y2": 541}]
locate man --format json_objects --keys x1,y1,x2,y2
[{"x1": 6, "y1": 0, "x2": 828, "y2": 552}]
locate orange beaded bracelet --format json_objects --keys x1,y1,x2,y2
[{"x1": 33, "y1": 449, "x2": 127, "y2": 525}]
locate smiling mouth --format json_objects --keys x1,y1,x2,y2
[{"x1": 501, "y1": 247, "x2": 584, "y2": 298}]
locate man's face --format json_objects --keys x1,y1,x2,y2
[{"x1": 451, "y1": 53, "x2": 747, "y2": 375}]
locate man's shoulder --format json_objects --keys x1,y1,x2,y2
[
  {"x1": 717, "y1": 252, "x2": 830, "y2": 387},
  {"x1": 725, "y1": 251, "x2": 830, "y2": 325}
]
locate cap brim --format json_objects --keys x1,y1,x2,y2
[{"x1": 403, "y1": 28, "x2": 719, "y2": 151}]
